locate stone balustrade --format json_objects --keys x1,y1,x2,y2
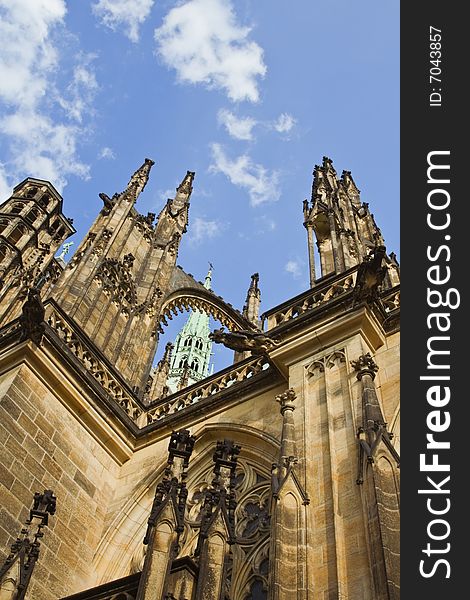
[
  {"x1": 146, "y1": 355, "x2": 271, "y2": 425},
  {"x1": 262, "y1": 270, "x2": 357, "y2": 331}
]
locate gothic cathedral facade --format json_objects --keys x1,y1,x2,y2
[{"x1": 0, "y1": 157, "x2": 400, "y2": 599}]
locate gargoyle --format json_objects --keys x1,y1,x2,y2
[
  {"x1": 19, "y1": 287, "x2": 46, "y2": 346},
  {"x1": 99, "y1": 192, "x2": 119, "y2": 215},
  {"x1": 209, "y1": 327, "x2": 279, "y2": 354},
  {"x1": 353, "y1": 245, "x2": 387, "y2": 303}
]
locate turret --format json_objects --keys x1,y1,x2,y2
[
  {"x1": 303, "y1": 157, "x2": 395, "y2": 285},
  {"x1": 0, "y1": 178, "x2": 75, "y2": 326}
]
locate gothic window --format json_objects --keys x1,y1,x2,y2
[
  {"x1": 25, "y1": 186, "x2": 38, "y2": 199},
  {"x1": 179, "y1": 356, "x2": 188, "y2": 368},
  {"x1": 244, "y1": 579, "x2": 267, "y2": 600},
  {"x1": 191, "y1": 358, "x2": 199, "y2": 372},
  {"x1": 38, "y1": 193, "x2": 51, "y2": 208},
  {"x1": 183, "y1": 337, "x2": 192, "y2": 347},
  {"x1": 195, "y1": 338, "x2": 203, "y2": 350},
  {"x1": 0, "y1": 219, "x2": 9, "y2": 235},
  {"x1": 180, "y1": 457, "x2": 271, "y2": 599},
  {"x1": 25, "y1": 207, "x2": 40, "y2": 225},
  {"x1": 10, "y1": 202, "x2": 24, "y2": 214},
  {"x1": 7, "y1": 224, "x2": 27, "y2": 245}
]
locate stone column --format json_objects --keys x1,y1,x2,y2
[
  {"x1": 136, "y1": 430, "x2": 195, "y2": 600},
  {"x1": 194, "y1": 440, "x2": 240, "y2": 600},
  {"x1": 270, "y1": 389, "x2": 308, "y2": 600},
  {"x1": 306, "y1": 225, "x2": 316, "y2": 287},
  {"x1": 351, "y1": 353, "x2": 400, "y2": 600}
]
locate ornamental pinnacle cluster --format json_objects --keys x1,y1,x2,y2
[{"x1": 0, "y1": 157, "x2": 400, "y2": 600}]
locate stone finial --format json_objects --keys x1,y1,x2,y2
[
  {"x1": 276, "y1": 388, "x2": 296, "y2": 414},
  {"x1": 127, "y1": 158, "x2": 155, "y2": 194},
  {"x1": 176, "y1": 170, "x2": 195, "y2": 196},
  {"x1": 242, "y1": 273, "x2": 261, "y2": 326},
  {"x1": 275, "y1": 389, "x2": 297, "y2": 474},
  {"x1": 0, "y1": 489, "x2": 57, "y2": 599},
  {"x1": 160, "y1": 342, "x2": 174, "y2": 365},
  {"x1": 350, "y1": 353, "x2": 379, "y2": 380},
  {"x1": 195, "y1": 438, "x2": 241, "y2": 556},
  {"x1": 167, "y1": 428, "x2": 196, "y2": 468},
  {"x1": 142, "y1": 428, "x2": 195, "y2": 545}
]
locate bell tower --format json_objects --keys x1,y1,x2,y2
[
  {"x1": 52, "y1": 160, "x2": 195, "y2": 393},
  {"x1": 166, "y1": 267, "x2": 214, "y2": 393},
  {"x1": 0, "y1": 178, "x2": 75, "y2": 326}
]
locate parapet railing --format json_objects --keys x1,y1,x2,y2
[
  {"x1": 145, "y1": 355, "x2": 271, "y2": 425},
  {"x1": 261, "y1": 269, "x2": 357, "y2": 331},
  {"x1": 261, "y1": 268, "x2": 400, "y2": 333},
  {"x1": 41, "y1": 303, "x2": 273, "y2": 428},
  {"x1": 45, "y1": 303, "x2": 144, "y2": 423}
]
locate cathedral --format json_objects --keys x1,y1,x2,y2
[{"x1": 0, "y1": 157, "x2": 400, "y2": 599}]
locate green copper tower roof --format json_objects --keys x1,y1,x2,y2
[{"x1": 166, "y1": 266, "x2": 214, "y2": 392}]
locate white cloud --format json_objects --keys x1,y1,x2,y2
[
  {"x1": 0, "y1": 0, "x2": 96, "y2": 192},
  {"x1": 218, "y1": 109, "x2": 256, "y2": 140},
  {"x1": 273, "y1": 112, "x2": 296, "y2": 134},
  {"x1": 155, "y1": 0, "x2": 266, "y2": 103},
  {"x1": 0, "y1": 163, "x2": 12, "y2": 201},
  {"x1": 285, "y1": 260, "x2": 302, "y2": 279},
  {"x1": 189, "y1": 216, "x2": 223, "y2": 245},
  {"x1": 57, "y1": 54, "x2": 99, "y2": 123},
  {"x1": 92, "y1": 0, "x2": 154, "y2": 43},
  {"x1": 209, "y1": 143, "x2": 280, "y2": 206},
  {"x1": 98, "y1": 146, "x2": 116, "y2": 160},
  {"x1": 255, "y1": 215, "x2": 277, "y2": 234}
]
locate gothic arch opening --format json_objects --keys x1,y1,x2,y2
[
  {"x1": 91, "y1": 424, "x2": 279, "y2": 593},
  {"x1": 148, "y1": 283, "x2": 255, "y2": 400}
]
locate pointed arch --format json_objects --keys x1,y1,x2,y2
[
  {"x1": 91, "y1": 424, "x2": 279, "y2": 586},
  {"x1": 159, "y1": 286, "x2": 255, "y2": 333}
]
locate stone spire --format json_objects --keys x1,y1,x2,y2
[
  {"x1": 136, "y1": 429, "x2": 195, "y2": 600},
  {"x1": 166, "y1": 266, "x2": 214, "y2": 393},
  {"x1": 50, "y1": 161, "x2": 195, "y2": 393},
  {"x1": 242, "y1": 272, "x2": 261, "y2": 327},
  {"x1": 124, "y1": 158, "x2": 155, "y2": 203},
  {"x1": 303, "y1": 157, "x2": 395, "y2": 285},
  {"x1": 146, "y1": 342, "x2": 174, "y2": 402},
  {"x1": 350, "y1": 353, "x2": 399, "y2": 483}
]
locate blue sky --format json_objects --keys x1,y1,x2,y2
[{"x1": 0, "y1": 0, "x2": 399, "y2": 371}]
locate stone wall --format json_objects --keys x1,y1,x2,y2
[{"x1": 0, "y1": 364, "x2": 120, "y2": 599}]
